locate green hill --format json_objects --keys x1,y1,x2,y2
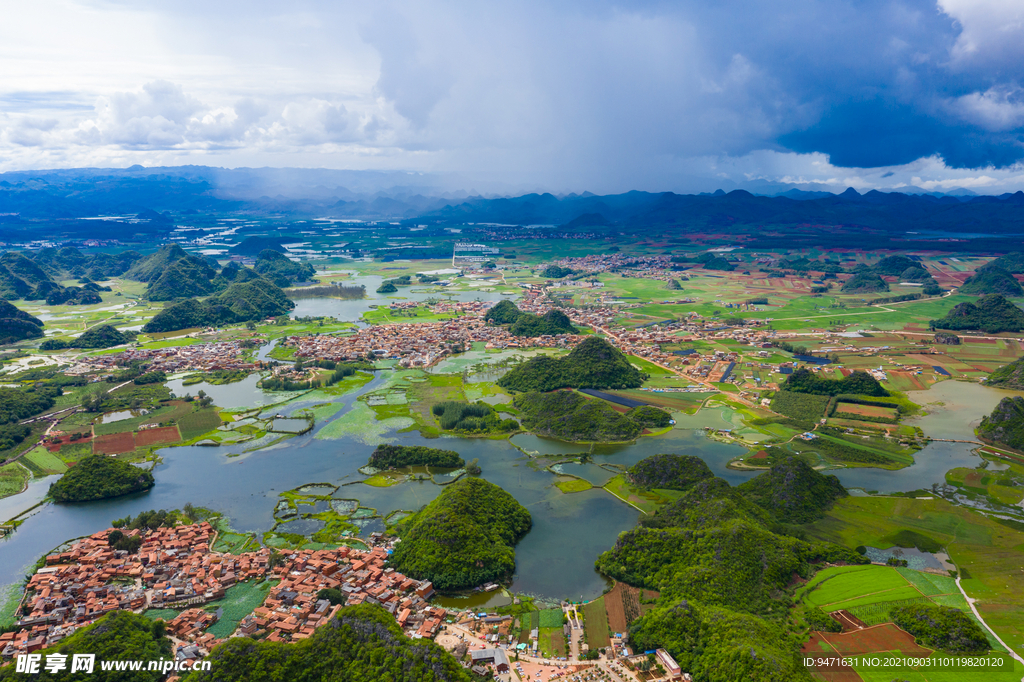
[
  {"x1": 230, "y1": 235, "x2": 289, "y2": 255},
  {"x1": 0, "y1": 300, "x2": 43, "y2": 344},
  {"x1": 782, "y1": 367, "x2": 888, "y2": 396},
  {"x1": 930, "y1": 294, "x2": 1024, "y2": 333},
  {"x1": 368, "y1": 444, "x2": 464, "y2": 469},
  {"x1": 890, "y1": 604, "x2": 989, "y2": 654},
  {"x1": 185, "y1": 603, "x2": 471, "y2": 682},
  {"x1": 145, "y1": 258, "x2": 218, "y2": 301},
  {"x1": 509, "y1": 309, "x2": 578, "y2": 336},
  {"x1": 389, "y1": 478, "x2": 531, "y2": 591},
  {"x1": 627, "y1": 454, "x2": 714, "y2": 490},
  {"x1": 987, "y1": 252, "x2": 1024, "y2": 274},
  {"x1": 735, "y1": 457, "x2": 847, "y2": 523},
  {"x1": 514, "y1": 391, "x2": 644, "y2": 441},
  {"x1": 0, "y1": 252, "x2": 53, "y2": 299},
  {"x1": 41, "y1": 324, "x2": 131, "y2": 351},
  {"x1": 49, "y1": 454, "x2": 156, "y2": 502},
  {"x1": 484, "y1": 299, "x2": 524, "y2": 324},
  {"x1": 142, "y1": 278, "x2": 294, "y2": 332},
  {"x1": 0, "y1": 610, "x2": 172, "y2": 682},
  {"x1": 959, "y1": 265, "x2": 1024, "y2": 296},
  {"x1": 254, "y1": 249, "x2": 317, "y2": 286},
  {"x1": 977, "y1": 396, "x2": 1024, "y2": 451},
  {"x1": 596, "y1": 473, "x2": 865, "y2": 681},
  {"x1": 497, "y1": 336, "x2": 644, "y2": 391},
  {"x1": 841, "y1": 272, "x2": 889, "y2": 293},
  {"x1": 899, "y1": 266, "x2": 931, "y2": 282},
  {"x1": 873, "y1": 255, "x2": 917, "y2": 276},
  {"x1": 986, "y1": 357, "x2": 1024, "y2": 390},
  {"x1": 125, "y1": 244, "x2": 204, "y2": 283}
]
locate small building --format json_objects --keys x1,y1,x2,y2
[
  {"x1": 656, "y1": 648, "x2": 682, "y2": 679},
  {"x1": 470, "y1": 648, "x2": 510, "y2": 673}
]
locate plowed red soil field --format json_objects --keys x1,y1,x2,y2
[
  {"x1": 820, "y1": 624, "x2": 930, "y2": 656},
  {"x1": 135, "y1": 426, "x2": 181, "y2": 446},
  {"x1": 92, "y1": 432, "x2": 135, "y2": 455}
]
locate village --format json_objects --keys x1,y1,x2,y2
[{"x1": 0, "y1": 521, "x2": 694, "y2": 682}]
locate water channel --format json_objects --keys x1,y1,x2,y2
[{"x1": 1, "y1": 295, "x2": 1019, "y2": 605}]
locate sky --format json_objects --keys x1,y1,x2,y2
[{"x1": 1, "y1": 0, "x2": 1024, "y2": 195}]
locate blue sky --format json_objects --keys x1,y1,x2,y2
[{"x1": 1, "y1": 0, "x2": 1023, "y2": 194}]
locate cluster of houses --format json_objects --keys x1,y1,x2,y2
[
  {"x1": 0, "y1": 522, "x2": 448, "y2": 665},
  {"x1": 65, "y1": 340, "x2": 259, "y2": 377}
]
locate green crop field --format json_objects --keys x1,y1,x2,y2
[
  {"x1": 539, "y1": 608, "x2": 564, "y2": 628},
  {"x1": 583, "y1": 597, "x2": 610, "y2": 649},
  {"x1": 179, "y1": 408, "x2": 224, "y2": 440},
  {"x1": 0, "y1": 462, "x2": 30, "y2": 498},
  {"x1": 21, "y1": 447, "x2": 68, "y2": 475},
  {"x1": 803, "y1": 566, "x2": 910, "y2": 608}
]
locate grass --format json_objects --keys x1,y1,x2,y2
[
  {"x1": 17, "y1": 447, "x2": 68, "y2": 476},
  {"x1": 803, "y1": 566, "x2": 910, "y2": 609},
  {"x1": 583, "y1": 597, "x2": 610, "y2": 649},
  {"x1": 537, "y1": 627, "x2": 565, "y2": 658},
  {"x1": 804, "y1": 496, "x2": 1024, "y2": 655},
  {"x1": 0, "y1": 462, "x2": 30, "y2": 498},
  {"x1": 213, "y1": 531, "x2": 258, "y2": 554},
  {"x1": 178, "y1": 408, "x2": 224, "y2": 440},
  {"x1": 555, "y1": 478, "x2": 593, "y2": 493},
  {"x1": 363, "y1": 474, "x2": 399, "y2": 487},
  {"x1": 539, "y1": 608, "x2": 564, "y2": 628},
  {"x1": 602, "y1": 474, "x2": 671, "y2": 514}
]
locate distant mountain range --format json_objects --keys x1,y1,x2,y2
[{"x1": 1, "y1": 166, "x2": 1024, "y2": 233}]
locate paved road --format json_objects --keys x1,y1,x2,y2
[{"x1": 955, "y1": 573, "x2": 1024, "y2": 675}]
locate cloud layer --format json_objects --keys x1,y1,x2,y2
[{"x1": 0, "y1": 0, "x2": 1023, "y2": 193}]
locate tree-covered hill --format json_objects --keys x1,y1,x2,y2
[
  {"x1": 509, "y1": 309, "x2": 578, "y2": 336},
  {"x1": 930, "y1": 294, "x2": 1024, "y2": 333},
  {"x1": 977, "y1": 396, "x2": 1024, "y2": 451},
  {"x1": 484, "y1": 299, "x2": 524, "y2": 324},
  {"x1": 145, "y1": 256, "x2": 219, "y2": 301},
  {"x1": 497, "y1": 336, "x2": 644, "y2": 391},
  {"x1": 782, "y1": 367, "x2": 888, "y2": 396},
  {"x1": 841, "y1": 272, "x2": 889, "y2": 293},
  {"x1": 142, "y1": 278, "x2": 294, "y2": 332},
  {"x1": 368, "y1": 444, "x2": 464, "y2": 469},
  {"x1": 0, "y1": 610, "x2": 172, "y2": 682},
  {"x1": 872, "y1": 254, "x2": 917, "y2": 276},
  {"x1": 125, "y1": 244, "x2": 205, "y2": 283},
  {"x1": 627, "y1": 454, "x2": 714, "y2": 491},
  {"x1": 0, "y1": 300, "x2": 43, "y2": 344},
  {"x1": 735, "y1": 457, "x2": 848, "y2": 523},
  {"x1": 184, "y1": 603, "x2": 471, "y2": 682},
  {"x1": 986, "y1": 356, "x2": 1024, "y2": 390},
  {"x1": 596, "y1": 473, "x2": 865, "y2": 682},
  {"x1": 514, "y1": 391, "x2": 644, "y2": 441},
  {"x1": 889, "y1": 604, "x2": 989, "y2": 655},
  {"x1": 41, "y1": 324, "x2": 131, "y2": 351},
  {"x1": 959, "y1": 265, "x2": 1024, "y2": 296},
  {"x1": 254, "y1": 249, "x2": 317, "y2": 287},
  {"x1": 388, "y1": 478, "x2": 531, "y2": 591},
  {"x1": 49, "y1": 454, "x2": 156, "y2": 502}
]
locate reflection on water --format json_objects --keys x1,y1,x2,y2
[
  {"x1": 166, "y1": 374, "x2": 281, "y2": 409},
  {"x1": 96, "y1": 409, "x2": 147, "y2": 423},
  {"x1": 3, "y1": 367, "x2": 1019, "y2": 602}
]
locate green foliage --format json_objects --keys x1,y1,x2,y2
[
  {"x1": 736, "y1": 457, "x2": 848, "y2": 523},
  {"x1": 804, "y1": 606, "x2": 842, "y2": 632},
  {"x1": 934, "y1": 331, "x2": 961, "y2": 345},
  {"x1": 48, "y1": 455, "x2": 155, "y2": 503},
  {"x1": 389, "y1": 478, "x2": 531, "y2": 591},
  {"x1": 987, "y1": 252, "x2": 1024, "y2": 274},
  {"x1": 978, "y1": 396, "x2": 1024, "y2": 451},
  {"x1": 782, "y1": 368, "x2": 888, "y2": 397},
  {"x1": 626, "y1": 405, "x2": 673, "y2": 429},
  {"x1": 261, "y1": 364, "x2": 356, "y2": 392},
  {"x1": 484, "y1": 299, "x2": 524, "y2": 324},
  {"x1": 0, "y1": 300, "x2": 43, "y2": 343},
  {"x1": 599, "y1": 474, "x2": 864, "y2": 682},
  {"x1": 145, "y1": 257, "x2": 218, "y2": 301},
  {"x1": 986, "y1": 356, "x2": 1024, "y2": 390},
  {"x1": 42, "y1": 324, "x2": 132, "y2": 351},
  {"x1": 770, "y1": 391, "x2": 830, "y2": 422},
  {"x1": 509, "y1": 309, "x2": 578, "y2": 337},
  {"x1": 627, "y1": 454, "x2": 714, "y2": 491},
  {"x1": 514, "y1": 391, "x2": 642, "y2": 441},
  {"x1": 143, "y1": 278, "x2": 295, "y2": 332},
  {"x1": 498, "y1": 337, "x2": 644, "y2": 391},
  {"x1": 185, "y1": 603, "x2": 471, "y2": 682},
  {"x1": 841, "y1": 272, "x2": 888, "y2": 293},
  {"x1": 368, "y1": 444, "x2": 465, "y2": 469},
  {"x1": 541, "y1": 265, "x2": 574, "y2": 278},
  {"x1": 873, "y1": 255, "x2": 918, "y2": 276},
  {"x1": 0, "y1": 384, "x2": 61, "y2": 424},
  {"x1": 931, "y1": 294, "x2": 1024, "y2": 333},
  {"x1": 960, "y1": 265, "x2": 1024, "y2": 296},
  {"x1": 113, "y1": 508, "x2": 180, "y2": 530},
  {"x1": 316, "y1": 588, "x2": 347, "y2": 606},
  {"x1": 889, "y1": 603, "x2": 989, "y2": 654},
  {"x1": 0, "y1": 611, "x2": 173, "y2": 682},
  {"x1": 254, "y1": 249, "x2": 316, "y2": 287},
  {"x1": 134, "y1": 370, "x2": 167, "y2": 385},
  {"x1": 376, "y1": 281, "x2": 398, "y2": 293},
  {"x1": 696, "y1": 253, "x2": 735, "y2": 271},
  {"x1": 429, "y1": 401, "x2": 515, "y2": 433}
]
